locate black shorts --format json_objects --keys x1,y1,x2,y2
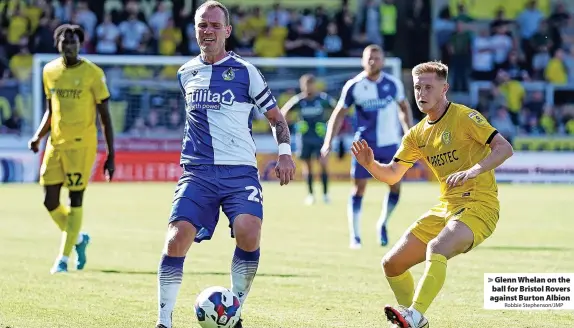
[{"x1": 299, "y1": 142, "x2": 322, "y2": 160}]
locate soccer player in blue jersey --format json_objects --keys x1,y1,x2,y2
[
  {"x1": 154, "y1": 2, "x2": 296, "y2": 328},
  {"x1": 281, "y1": 74, "x2": 337, "y2": 205},
  {"x1": 322, "y1": 44, "x2": 414, "y2": 248}
]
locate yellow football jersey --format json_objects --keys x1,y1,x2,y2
[
  {"x1": 43, "y1": 58, "x2": 110, "y2": 149},
  {"x1": 394, "y1": 102, "x2": 499, "y2": 209}
]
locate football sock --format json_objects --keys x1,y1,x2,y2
[
  {"x1": 157, "y1": 254, "x2": 185, "y2": 328},
  {"x1": 306, "y1": 172, "x2": 314, "y2": 195},
  {"x1": 386, "y1": 270, "x2": 415, "y2": 307},
  {"x1": 348, "y1": 195, "x2": 363, "y2": 242},
  {"x1": 412, "y1": 253, "x2": 447, "y2": 314},
  {"x1": 377, "y1": 191, "x2": 400, "y2": 232},
  {"x1": 76, "y1": 232, "x2": 84, "y2": 245},
  {"x1": 231, "y1": 247, "x2": 260, "y2": 304},
  {"x1": 49, "y1": 204, "x2": 68, "y2": 231},
  {"x1": 321, "y1": 171, "x2": 328, "y2": 195},
  {"x1": 60, "y1": 207, "x2": 83, "y2": 257}
]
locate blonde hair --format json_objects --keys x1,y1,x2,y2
[
  {"x1": 412, "y1": 60, "x2": 448, "y2": 80},
  {"x1": 196, "y1": 0, "x2": 230, "y2": 26}
]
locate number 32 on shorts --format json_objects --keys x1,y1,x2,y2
[
  {"x1": 66, "y1": 172, "x2": 83, "y2": 186},
  {"x1": 245, "y1": 186, "x2": 263, "y2": 203}
]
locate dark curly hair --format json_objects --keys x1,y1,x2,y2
[{"x1": 53, "y1": 24, "x2": 85, "y2": 47}]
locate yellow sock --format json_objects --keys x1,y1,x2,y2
[
  {"x1": 60, "y1": 207, "x2": 83, "y2": 257},
  {"x1": 386, "y1": 270, "x2": 415, "y2": 307},
  {"x1": 412, "y1": 253, "x2": 447, "y2": 314},
  {"x1": 49, "y1": 205, "x2": 69, "y2": 231}
]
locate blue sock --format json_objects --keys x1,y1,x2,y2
[
  {"x1": 348, "y1": 195, "x2": 363, "y2": 243},
  {"x1": 321, "y1": 171, "x2": 328, "y2": 195},
  {"x1": 378, "y1": 191, "x2": 400, "y2": 231},
  {"x1": 231, "y1": 247, "x2": 260, "y2": 304},
  {"x1": 306, "y1": 173, "x2": 314, "y2": 194},
  {"x1": 157, "y1": 254, "x2": 185, "y2": 328}
]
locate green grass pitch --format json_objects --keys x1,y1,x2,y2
[{"x1": 0, "y1": 181, "x2": 573, "y2": 327}]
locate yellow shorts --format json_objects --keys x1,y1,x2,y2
[
  {"x1": 408, "y1": 201, "x2": 499, "y2": 251},
  {"x1": 39, "y1": 145, "x2": 97, "y2": 191}
]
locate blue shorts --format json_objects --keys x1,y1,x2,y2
[
  {"x1": 169, "y1": 164, "x2": 263, "y2": 243},
  {"x1": 351, "y1": 144, "x2": 398, "y2": 179}
]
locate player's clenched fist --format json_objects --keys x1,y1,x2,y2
[
  {"x1": 351, "y1": 140, "x2": 374, "y2": 168},
  {"x1": 275, "y1": 154, "x2": 296, "y2": 186},
  {"x1": 28, "y1": 137, "x2": 40, "y2": 153}
]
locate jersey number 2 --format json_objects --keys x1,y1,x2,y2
[
  {"x1": 245, "y1": 186, "x2": 263, "y2": 203},
  {"x1": 66, "y1": 173, "x2": 83, "y2": 186}
]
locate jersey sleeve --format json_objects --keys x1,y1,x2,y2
[
  {"x1": 465, "y1": 110, "x2": 499, "y2": 145},
  {"x1": 393, "y1": 129, "x2": 422, "y2": 167},
  {"x1": 247, "y1": 64, "x2": 277, "y2": 113},
  {"x1": 91, "y1": 66, "x2": 111, "y2": 104},
  {"x1": 336, "y1": 80, "x2": 356, "y2": 109}
]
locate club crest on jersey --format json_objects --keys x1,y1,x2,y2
[
  {"x1": 442, "y1": 131, "x2": 452, "y2": 145},
  {"x1": 222, "y1": 68, "x2": 236, "y2": 81},
  {"x1": 468, "y1": 111, "x2": 485, "y2": 125}
]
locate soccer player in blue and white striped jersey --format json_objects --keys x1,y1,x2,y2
[
  {"x1": 155, "y1": 2, "x2": 296, "y2": 328},
  {"x1": 322, "y1": 44, "x2": 414, "y2": 249}
]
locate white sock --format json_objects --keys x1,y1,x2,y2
[
  {"x1": 347, "y1": 197, "x2": 362, "y2": 242},
  {"x1": 230, "y1": 247, "x2": 260, "y2": 304},
  {"x1": 75, "y1": 232, "x2": 84, "y2": 245},
  {"x1": 157, "y1": 255, "x2": 185, "y2": 328},
  {"x1": 58, "y1": 255, "x2": 69, "y2": 263}
]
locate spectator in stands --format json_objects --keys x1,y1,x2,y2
[
  {"x1": 285, "y1": 20, "x2": 320, "y2": 57},
  {"x1": 360, "y1": 0, "x2": 382, "y2": 46},
  {"x1": 530, "y1": 21, "x2": 553, "y2": 79},
  {"x1": 545, "y1": 48, "x2": 568, "y2": 84},
  {"x1": 447, "y1": 21, "x2": 472, "y2": 91},
  {"x1": 266, "y1": 2, "x2": 290, "y2": 27},
  {"x1": 334, "y1": 3, "x2": 354, "y2": 56},
  {"x1": 254, "y1": 26, "x2": 285, "y2": 58},
  {"x1": 405, "y1": 0, "x2": 431, "y2": 67},
  {"x1": 158, "y1": 18, "x2": 181, "y2": 56},
  {"x1": 53, "y1": 0, "x2": 73, "y2": 24},
  {"x1": 313, "y1": 6, "x2": 329, "y2": 42},
  {"x1": 96, "y1": 13, "x2": 119, "y2": 54},
  {"x1": 489, "y1": 7, "x2": 512, "y2": 36},
  {"x1": 548, "y1": 1, "x2": 570, "y2": 51},
  {"x1": 7, "y1": 5, "x2": 30, "y2": 56},
  {"x1": 491, "y1": 106, "x2": 517, "y2": 143},
  {"x1": 75, "y1": 1, "x2": 97, "y2": 38},
  {"x1": 247, "y1": 7, "x2": 266, "y2": 37},
  {"x1": 539, "y1": 106, "x2": 557, "y2": 134},
  {"x1": 471, "y1": 28, "x2": 495, "y2": 81},
  {"x1": 564, "y1": 44, "x2": 574, "y2": 83},
  {"x1": 148, "y1": 1, "x2": 172, "y2": 41},
  {"x1": 497, "y1": 70, "x2": 525, "y2": 126},
  {"x1": 434, "y1": 6, "x2": 455, "y2": 65},
  {"x1": 185, "y1": 24, "x2": 201, "y2": 55},
  {"x1": 9, "y1": 38, "x2": 32, "y2": 82},
  {"x1": 453, "y1": 3, "x2": 473, "y2": 22},
  {"x1": 380, "y1": 0, "x2": 397, "y2": 55},
  {"x1": 33, "y1": 15, "x2": 57, "y2": 54},
  {"x1": 517, "y1": 0, "x2": 545, "y2": 69},
  {"x1": 499, "y1": 51, "x2": 530, "y2": 81},
  {"x1": 490, "y1": 23, "x2": 514, "y2": 70},
  {"x1": 118, "y1": 13, "x2": 150, "y2": 54},
  {"x1": 322, "y1": 22, "x2": 344, "y2": 57}
]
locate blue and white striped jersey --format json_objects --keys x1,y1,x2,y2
[
  {"x1": 177, "y1": 52, "x2": 277, "y2": 167},
  {"x1": 338, "y1": 71, "x2": 405, "y2": 147}
]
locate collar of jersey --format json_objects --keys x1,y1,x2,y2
[
  {"x1": 427, "y1": 101, "x2": 452, "y2": 125},
  {"x1": 360, "y1": 71, "x2": 385, "y2": 83},
  {"x1": 61, "y1": 57, "x2": 84, "y2": 68},
  {"x1": 198, "y1": 51, "x2": 234, "y2": 66}
]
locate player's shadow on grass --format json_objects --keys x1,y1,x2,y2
[
  {"x1": 96, "y1": 269, "x2": 311, "y2": 278},
  {"x1": 480, "y1": 245, "x2": 571, "y2": 252}
]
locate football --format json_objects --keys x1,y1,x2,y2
[{"x1": 194, "y1": 286, "x2": 242, "y2": 328}]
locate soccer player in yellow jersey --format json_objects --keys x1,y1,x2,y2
[
  {"x1": 351, "y1": 61, "x2": 514, "y2": 328},
  {"x1": 28, "y1": 25, "x2": 115, "y2": 274}
]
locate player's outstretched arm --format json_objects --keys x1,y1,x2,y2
[
  {"x1": 321, "y1": 103, "x2": 348, "y2": 156},
  {"x1": 351, "y1": 140, "x2": 408, "y2": 185},
  {"x1": 265, "y1": 107, "x2": 296, "y2": 185},
  {"x1": 28, "y1": 100, "x2": 52, "y2": 153},
  {"x1": 96, "y1": 99, "x2": 115, "y2": 181},
  {"x1": 446, "y1": 133, "x2": 514, "y2": 187}
]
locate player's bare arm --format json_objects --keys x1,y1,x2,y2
[
  {"x1": 398, "y1": 99, "x2": 414, "y2": 134},
  {"x1": 28, "y1": 100, "x2": 53, "y2": 153},
  {"x1": 279, "y1": 95, "x2": 298, "y2": 117},
  {"x1": 265, "y1": 107, "x2": 296, "y2": 185},
  {"x1": 321, "y1": 103, "x2": 348, "y2": 156},
  {"x1": 96, "y1": 99, "x2": 115, "y2": 181},
  {"x1": 446, "y1": 133, "x2": 514, "y2": 187},
  {"x1": 351, "y1": 140, "x2": 409, "y2": 185}
]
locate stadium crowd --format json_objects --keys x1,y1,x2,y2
[{"x1": 0, "y1": 0, "x2": 573, "y2": 139}]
